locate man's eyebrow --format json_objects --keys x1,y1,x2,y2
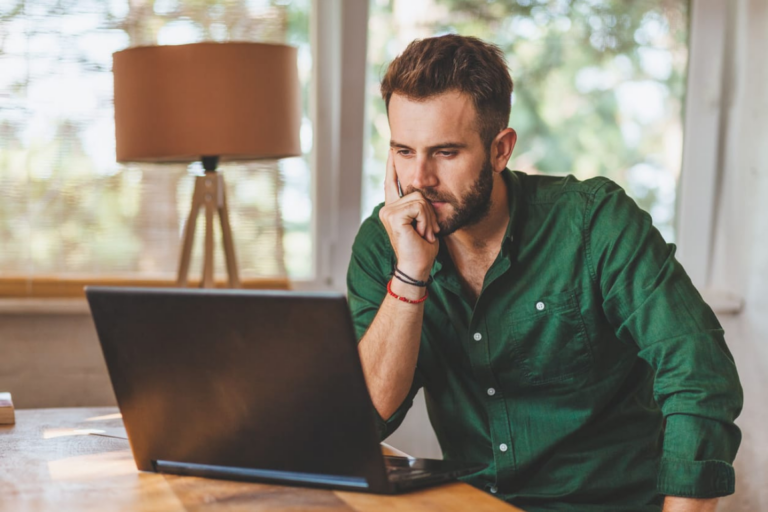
[
  {"x1": 389, "y1": 140, "x2": 412, "y2": 149},
  {"x1": 389, "y1": 140, "x2": 467, "y2": 150}
]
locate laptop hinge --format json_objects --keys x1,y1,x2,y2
[{"x1": 154, "y1": 460, "x2": 370, "y2": 489}]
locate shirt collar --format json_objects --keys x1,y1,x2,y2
[{"x1": 501, "y1": 168, "x2": 521, "y2": 246}]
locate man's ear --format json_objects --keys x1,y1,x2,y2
[{"x1": 491, "y1": 128, "x2": 517, "y2": 173}]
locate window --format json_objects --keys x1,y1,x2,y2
[
  {"x1": 0, "y1": 0, "x2": 313, "y2": 288},
  {"x1": 363, "y1": 0, "x2": 688, "y2": 242}
]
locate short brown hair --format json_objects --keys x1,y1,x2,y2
[{"x1": 380, "y1": 34, "x2": 513, "y2": 148}]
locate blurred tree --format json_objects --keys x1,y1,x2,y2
[
  {"x1": 0, "y1": 0, "x2": 311, "y2": 279},
  {"x1": 363, "y1": 0, "x2": 688, "y2": 241}
]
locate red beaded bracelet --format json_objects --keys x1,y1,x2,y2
[{"x1": 387, "y1": 278, "x2": 428, "y2": 304}]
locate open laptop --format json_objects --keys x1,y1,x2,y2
[{"x1": 86, "y1": 286, "x2": 485, "y2": 493}]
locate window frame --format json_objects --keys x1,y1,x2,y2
[
  {"x1": 0, "y1": 0, "x2": 370, "y2": 298},
  {"x1": 292, "y1": 0, "x2": 369, "y2": 293},
  {"x1": 2, "y1": 0, "x2": 730, "y2": 302},
  {"x1": 0, "y1": 276, "x2": 290, "y2": 298},
  {"x1": 675, "y1": 0, "x2": 730, "y2": 291}
]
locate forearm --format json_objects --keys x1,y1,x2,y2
[
  {"x1": 356, "y1": 151, "x2": 439, "y2": 422},
  {"x1": 662, "y1": 497, "x2": 718, "y2": 512},
  {"x1": 358, "y1": 277, "x2": 427, "y2": 420}
]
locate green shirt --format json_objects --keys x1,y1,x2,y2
[{"x1": 346, "y1": 169, "x2": 743, "y2": 512}]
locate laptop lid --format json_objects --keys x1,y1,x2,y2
[{"x1": 86, "y1": 286, "x2": 391, "y2": 492}]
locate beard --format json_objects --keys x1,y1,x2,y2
[{"x1": 404, "y1": 156, "x2": 494, "y2": 237}]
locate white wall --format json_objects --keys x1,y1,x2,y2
[
  {"x1": 0, "y1": 311, "x2": 115, "y2": 408},
  {"x1": 710, "y1": 1, "x2": 768, "y2": 510}
]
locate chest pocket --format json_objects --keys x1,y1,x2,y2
[{"x1": 510, "y1": 290, "x2": 593, "y2": 386}]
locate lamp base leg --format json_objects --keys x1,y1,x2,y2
[{"x1": 177, "y1": 171, "x2": 240, "y2": 288}]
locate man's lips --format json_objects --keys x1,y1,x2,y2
[{"x1": 429, "y1": 201, "x2": 447, "y2": 209}]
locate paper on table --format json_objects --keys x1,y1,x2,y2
[
  {"x1": 86, "y1": 427, "x2": 128, "y2": 440},
  {"x1": 380, "y1": 442, "x2": 415, "y2": 459},
  {"x1": 0, "y1": 392, "x2": 15, "y2": 425}
]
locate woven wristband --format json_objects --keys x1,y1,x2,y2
[{"x1": 387, "y1": 279, "x2": 428, "y2": 304}]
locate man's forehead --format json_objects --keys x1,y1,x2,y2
[{"x1": 388, "y1": 91, "x2": 481, "y2": 147}]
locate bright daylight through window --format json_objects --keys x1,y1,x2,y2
[
  {"x1": 0, "y1": 0, "x2": 313, "y2": 282},
  {"x1": 363, "y1": 0, "x2": 688, "y2": 243}
]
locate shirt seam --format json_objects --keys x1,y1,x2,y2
[{"x1": 583, "y1": 178, "x2": 614, "y2": 292}]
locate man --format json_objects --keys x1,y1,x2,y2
[{"x1": 346, "y1": 35, "x2": 742, "y2": 512}]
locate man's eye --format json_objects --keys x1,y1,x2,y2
[
  {"x1": 437, "y1": 151, "x2": 457, "y2": 157},
  {"x1": 396, "y1": 149, "x2": 412, "y2": 156}
]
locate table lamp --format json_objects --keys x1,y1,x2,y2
[{"x1": 112, "y1": 42, "x2": 301, "y2": 288}]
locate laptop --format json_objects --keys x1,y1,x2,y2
[{"x1": 86, "y1": 286, "x2": 485, "y2": 493}]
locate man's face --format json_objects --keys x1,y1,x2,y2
[{"x1": 388, "y1": 91, "x2": 494, "y2": 236}]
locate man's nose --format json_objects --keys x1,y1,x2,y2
[{"x1": 411, "y1": 156, "x2": 438, "y2": 189}]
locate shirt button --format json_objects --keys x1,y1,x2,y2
[
  {"x1": 499, "y1": 443, "x2": 508, "y2": 452},
  {"x1": 536, "y1": 301, "x2": 545, "y2": 311},
  {"x1": 489, "y1": 485, "x2": 498, "y2": 494},
  {"x1": 487, "y1": 387, "x2": 496, "y2": 396},
  {"x1": 473, "y1": 332, "x2": 482, "y2": 341}
]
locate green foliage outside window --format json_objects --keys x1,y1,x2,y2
[{"x1": 364, "y1": 0, "x2": 689, "y2": 242}]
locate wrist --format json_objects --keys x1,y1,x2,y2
[
  {"x1": 389, "y1": 277, "x2": 428, "y2": 302},
  {"x1": 662, "y1": 497, "x2": 719, "y2": 512},
  {"x1": 394, "y1": 262, "x2": 432, "y2": 282}
]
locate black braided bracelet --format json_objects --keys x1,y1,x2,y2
[{"x1": 390, "y1": 265, "x2": 433, "y2": 287}]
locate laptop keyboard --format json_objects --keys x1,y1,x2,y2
[{"x1": 385, "y1": 465, "x2": 430, "y2": 481}]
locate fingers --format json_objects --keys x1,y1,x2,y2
[
  {"x1": 414, "y1": 208, "x2": 432, "y2": 241},
  {"x1": 384, "y1": 149, "x2": 401, "y2": 205},
  {"x1": 381, "y1": 151, "x2": 439, "y2": 242},
  {"x1": 429, "y1": 205, "x2": 440, "y2": 237},
  {"x1": 398, "y1": 196, "x2": 438, "y2": 243},
  {"x1": 419, "y1": 200, "x2": 439, "y2": 243},
  {"x1": 401, "y1": 193, "x2": 440, "y2": 242}
]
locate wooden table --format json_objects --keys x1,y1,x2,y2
[{"x1": 0, "y1": 408, "x2": 521, "y2": 511}]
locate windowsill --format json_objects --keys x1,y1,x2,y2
[
  {"x1": 0, "y1": 277, "x2": 336, "y2": 314},
  {"x1": 0, "y1": 298, "x2": 91, "y2": 315},
  {"x1": 0, "y1": 276, "x2": 292, "y2": 307},
  {"x1": 701, "y1": 288, "x2": 744, "y2": 316}
]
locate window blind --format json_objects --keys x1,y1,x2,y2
[{"x1": 0, "y1": 0, "x2": 312, "y2": 282}]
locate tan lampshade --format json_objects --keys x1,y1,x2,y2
[{"x1": 113, "y1": 42, "x2": 301, "y2": 163}]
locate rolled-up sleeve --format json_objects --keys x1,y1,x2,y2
[
  {"x1": 586, "y1": 179, "x2": 743, "y2": 498},
  {"x1": 346, "y1": 210, "x2": 424, "y2": 441}
]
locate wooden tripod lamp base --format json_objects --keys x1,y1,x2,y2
[
  {"x1": 177, "y1": 156, "x2": 240, "y2": 289},
  {"x1": 112, "y1": 44, "x2": 301, "y2": 287}
]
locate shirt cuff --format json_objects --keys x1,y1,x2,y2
[
  {"x1": 372, "y1": 404, "x2": 410, "y2": 441},
  {"x1": 657, "y1": 457, "x2": 735, "y2": 498},
  {"x1": 372, "y1": 407, "x2": 388, "y2": 440}
]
